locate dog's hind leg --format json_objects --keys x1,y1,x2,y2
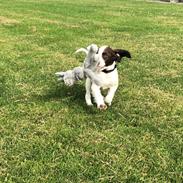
[{"x1": 85, "y1": 78, "x2": 93, "y2": 106}]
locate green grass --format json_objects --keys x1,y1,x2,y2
[{"x1": 0, "y1": 0, "x2": 183, "y2": 182}]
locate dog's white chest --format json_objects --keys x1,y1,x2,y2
[{"x1": 97, "y1": 70, "x2": 118, "y2": 89}]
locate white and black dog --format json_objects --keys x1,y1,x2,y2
[
  {"x1": 84, "y1": 45, "x2": 131, "y2": 110},
  {"x1": 56, "y1": 44, "x2": 131, "y2": 110}
]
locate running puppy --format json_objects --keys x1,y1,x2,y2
[{"x1": 84, "y1": 46, "x2": 131, "y2": 110}]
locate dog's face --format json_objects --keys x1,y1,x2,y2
[{"x1": 94, "y1": 46, "x2": 131, "y2": 69}]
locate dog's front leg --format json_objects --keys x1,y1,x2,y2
[
  {"x1": 105, "y1": 85, "x2": 118, "y2": 106},
  {"x1": 91, "y1": 83, "x2": 107, "y2": 110},
  {"x1": 85, "y1": 78, "x2": 93, "y2": 106}
]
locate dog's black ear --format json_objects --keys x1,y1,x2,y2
[{"x1": 114, "y1": 49, "x2": 131, "y2": 62}]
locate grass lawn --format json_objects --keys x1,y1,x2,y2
[{"x1": 0, "y1": 0, "x2": 183, "y2": 182}]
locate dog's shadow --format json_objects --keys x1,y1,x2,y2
[{"x1": 36, "y1": 82, "x2": 97, "y2": 114}]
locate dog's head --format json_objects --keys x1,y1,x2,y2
[{"x1": 94, "y1": 46, "x2": 131, "y2": 69}]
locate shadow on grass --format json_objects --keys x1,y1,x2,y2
[{"x1": 35, "y1": 81, "x2": 98, "y2": 114}]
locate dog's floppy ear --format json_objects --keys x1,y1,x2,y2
[{"x1": 114, "y1": 49, "x2": 131, "y2": 62}]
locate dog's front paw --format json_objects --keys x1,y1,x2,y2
[
  {"x1": 86, "y1": 99, "x2": 93, "y2": 106},
  {"x1": 98, "y1": 104, "x2": 107, "y2": 110},
  {"x1": 87, "y1": 103, "x2": 93, "y2": 107},
  {"x1": 104, "y1": 97, "x2": 112, "y2": 106},
  {"x1": 85, "y1": 94, "x2": 93, "y2": 106}
]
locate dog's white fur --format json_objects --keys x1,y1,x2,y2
[{"x1": 84, "y1": 46, "x2": 119, "y2": 109}]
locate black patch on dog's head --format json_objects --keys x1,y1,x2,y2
[{"x1": 102, "y1": 47, "x2": 118, "y2": 66}]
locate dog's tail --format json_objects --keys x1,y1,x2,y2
[
  {"x1": 75, "y1": 48, "x2": 88, "y2": 55},
  {"x1": 84, "y1": 69, "x2": 102, "y2": 86}
]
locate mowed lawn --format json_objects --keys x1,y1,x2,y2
[{"x1": 0, "y1": 0, "x2": 183, "y2": 182}]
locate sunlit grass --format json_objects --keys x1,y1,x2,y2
[{"x1": 0, "y1": 0, "x2": 183, "y2": 182}]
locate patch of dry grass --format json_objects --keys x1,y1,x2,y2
[{"x1": 0, "y1": 16, "x2": 20, "y2": 25}]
